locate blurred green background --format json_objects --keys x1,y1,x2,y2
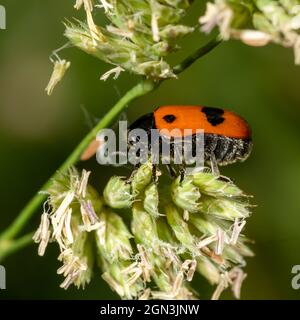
[{"x1": 1, "y1": 0, "x2": 300, "y2": 300}]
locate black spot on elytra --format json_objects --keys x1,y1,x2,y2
[
  {"x1": 163, "y1": 114, "x2": 176, "y2": 123},
  {"x1": 202, "y1": 106, "x2": 225, "y2": 126}
]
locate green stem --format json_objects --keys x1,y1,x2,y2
[
  {"x1": 173, "y1": 37, "x2": 221, "y2": 74},
  {"x1": 0, "y1": 36, "x2": 220, "y2": 252},
  {"x1": 0, "y1": 233, "x2": 34, "y2": 262}
]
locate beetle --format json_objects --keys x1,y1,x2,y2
[{"x1": 129, "y1": 105, "x2": 252, "y2": 176}]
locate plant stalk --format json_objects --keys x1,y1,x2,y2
[{"x1": 0, "y1": 233, "x2": 34, "y2": 263}]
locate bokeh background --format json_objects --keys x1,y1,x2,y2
[{"x1": 1, "y1": 0, "x2": 300, "y2": 300}]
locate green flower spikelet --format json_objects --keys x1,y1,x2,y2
[
  {"x1": 34, "y1": 163, "x2": 254, "y2": 300},
  {"x1": 65, "y1": 0, "x2": 194, "y2": 80}
]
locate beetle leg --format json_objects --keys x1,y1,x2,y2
[
  {"x1": 179, "y1": 165, "x2": 186, "y2": 183},
  {"x1": 152, "y1": 164, "x2": 159, "y2": 184},
  {"x1": 210, "y1": 152, "x2": 220, "y2": 176},
  {"x1": 166, "y1": 164, "x2": 177, "y2": 178}
]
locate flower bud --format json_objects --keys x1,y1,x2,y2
[
  {"x1": 192, "y1": 171, "x2": 245, "y2": 198},
  {"x1": 101, "y1": 260, "x2": 144, "y2": 299},
  {"x1": 235, "y1": 240, "x2": 254, "y2": 257},
  {"x1": 165, "y1": 204, "x2": 198, "y2": 254},
  {"x1": 222, "y1": 246, "x2": 245, "y2": 265},
  {"x1": 95, "y1": 209, "x2": 144, "y2": 299},
  {"x1": 199, "y1": 196, "x2": 251, "y2": 220},
  {"x1": 95, "y1": 210, "x2": 133, "y2": 262},
  {"x1": 131, "y1": 203, "x2": 159, "y2": 248},
  {"x1": 189, "y1": 215, "x2": 219, "y2": 237},
  {"x1": 171, "y1": 176, "x2": 201, "y2": 213},
  {"x1": 103, "y1": 176, "x2": 133, "y2": 208},
  {"x1": 196, "y1": 256, "x2": 220, "y2": 285},
  {"x1": 131, "y1": 162, "x2": 153, "y2": 196},
  {"x1": 143, "y1": 183, "x2": 160, "y2": 218}
]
